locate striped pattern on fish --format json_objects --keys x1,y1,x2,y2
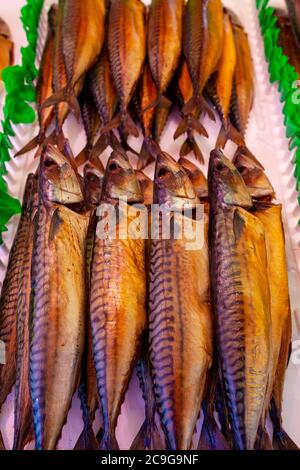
[
  {"x1": 149, "y1": 213, "x2": 212, "y2": 450},
  {"x1": 30, "y1": 203, "x2": 89, "y2": 450},
  {"x1": 90, "y1": 228, "x2": 147, "y2": 450}
]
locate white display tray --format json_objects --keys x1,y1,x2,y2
[{"x1": 0, "y1": 0, "x2": 299, "y2": 449}]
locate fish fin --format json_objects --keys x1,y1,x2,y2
[
  {"x1": 13, "y1": 427, "x2": 34, "y2": 450},
  {"x1": 216, "y1": 122, "x2": 245, "y2": 149},
  {"x1": 101, "y1": 112, "x2": 139, "y2": 138},
  {"x1": 182, "y1": 97, "x2": 197, "y2": 115},
  {"x1": 234, "y1": 146, "x2": 265, "y2": 170},
  {"x1": 254, "y1": 426, "x2": 273, "y2": 450},
  {"x1": 190, "y1": 116, "x2": 209, "y2": 138},
  {"x1": 14, "y1": 132, "x2": 44, "y2": 157},
  {"x1": 90, "y1": 133, "x2": 111, "y2": 160},
  {"x1": 49, "y1": 209, "x2": 63, "y2": 242},
  {"x1": 199, "y1": 96, "x2": 216, "y2": 122},
  {"x1": 143, "y1": 95, "x2": 172, "y2": 113},
  {"x1": 180, "y1": 136, "x2": 204, "y2": 164},
  {"x1": 198, "y1": 417, "x2": 230, "y2": 450},
  {"x1": 122, "y1": 112, "x2": 140, "y2": 138},
  {"x1": 273, "y1": 428, "x2": 299, "y2": 450},
  {"x1": 137, "y1": 138, "x2": 159, "y2": 170},
  {"x1": 41, "y1": 87, "x2": 81, "y2": 121},
  {"x1": 75, "y1": 146, "x2": 89, "y2": 167},
  {"x1": 130, "y1": 420, "x2": 164, "y2": 450},
  {"x1": 174, "y1": 118, "x2": 188, "y2": 140},
  {"x1": 74, "y1": 424, "x2": 99, "y2": 450}
]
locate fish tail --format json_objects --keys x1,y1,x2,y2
[
  {"x1": 75, "y1": 145, "x2": 90, "y2": 167},
  {"x1": 233, "y1": 146, "x2": 265, "y2": 170},
  {"x1": 198, "y1": 416, "x2": 231, "y2": 450},
  {"x1": 74, "y1": 423, "x2": 99, "y2": 451},
  {"x1": 101, "y1": 112, "x2": 139, "y2": 138},
  {"x1": 180, "y1": 135, "x2": 204, "y2": 164},
  {"x1": 216, "y1": 122, "x2": 245, "y2": 149},
  {"x1": 130, "y1": 419, "x2": 164, "y2": 450},
  {"x1": 254, "y1": 425, "x2": 273, "y2": 450},
  {"x1": 173, "y1": 117, "x2": 188, "y2": 140},
  {"x1": 199, "y1": 95, "x2": 216, "y2": 122},
  {"x1": 14, "y1": 132, "x2": 45, "y2": 157},
  {"x1": 90, "y1": 133, "x2": 111, "y2": 160},
  {"x1": 41, "y1": 86, "x2": 81, "y2": 121},
  {"x1": 143, "y1": 95, "x2": 172, "y2": 113},
  {"x1": 137, "y1": 137, "x2": 158, "y2": 170},
  {"x1": 270, "y1": 399, "x2": 299, "y2": 450},
  {"x1": 13, "y1": 424, "x2": 34, "y2": 450},
  {"x1": 272, "y1": 428, "x2": 299, "y2": 450}
]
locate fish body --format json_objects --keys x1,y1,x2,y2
[
  {"x1": 234, "y1": 151, "x2": 297, "y2": 449},
  {"x1": 62, "y1": 0, "x2": 105, "y2": 89},
  {"x1": 136, "y1": 64, "x2": 159, "y2": 169},
  {"x1": 30, "y1": 145, "x2": 89, "y2": 450},
  {"x1": 208, "y1": 149, "x2": 271, "y2": 450},
  {"x1": 229, "y1": 14, "x2": 254, "y2": 138},
  {"x1": 286, "y1": 0, "x2": 300, "y2": 48},
  {"x1": 13, "y1": 175, "x2": 38, "y2": 450},
  {"x1": 0, "y1": 174, "x2": 36, "y2": 424},
  {"x1": 90, "y1": 150, "x2": 146, "y2": 450},
  {"x1": 149, "y1": 152, "x2": 213, "y2": 450},
  {"x1": 148, "y1": 0, "x2": 184, "y2": 99},
  {"x1": 108, "y1": 0, "x2": 146, "y2": 136},
  {"x1": 183, "y1": 0, "x2": 223, "y2": 104}
]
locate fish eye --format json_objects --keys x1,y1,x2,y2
[
  {"x1": 216, "y1": 162, "x2": 225, "y2": 171},
  {"x1": 158, "y1": 168, "x2": 170, "y2": 178},
  {"x1": 109, "y1": 162, "x2": 120, "y2": 172},
  {"x1": 44, "y1": 159, "x2": 56, "y2": 169},
  {"x1": 237, "y1": 165, "x2": 247, "y2": 175},
  {"x1": 86, "y1": 174, "x2": 98, "y2": 183}
]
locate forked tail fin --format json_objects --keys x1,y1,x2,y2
[
  {"x1": 41, "y1": 86, "x2": 81, "y2": 121},
  {"x1": 130, "y1": 420, "x2": 165, "y2": 450}
]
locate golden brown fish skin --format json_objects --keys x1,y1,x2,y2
[
  {"x1": 230, "y1": 16, "x2": 254, "y2": 137},
  {"x1": 215, "y1": 12, "x2": 236, "y2": 129},
  {"x1": 152, "y1": 99, "x2": 172, "y2": 142},
  {"x1": 208, "y1": 150, "x2": 271, "y2": 450},
  {"x1": 36, "y1": 5, "x2": 57, "y2": 132},
  {"x1": 108, "y1": 0, "x2": 146, "y2": 134},
  {"x1": 0, "y1": 175, "x2": 35, "y2": 418},
  {"x1": 276, "y1": 9, "x2": 300, "y2": 78},
  {"x1": 136, "y1": 63, "x2": 159, "y2": 170},
  {"x1": 148, "y1": 0, "x2": 184, "y2": 98},
  {"x1": 90, "y1": 151, "x2": 146, "y2": 450},
  {"x1": 149, "y1": 152, "x2": 212, "y2": 450},
  {"x1": 13, "y1": 176, "x2": 38, "y2": 451},
  {"x1": 183, "y1": 0, "x2": 223, "y2": 101},
  {"x1": 30, "y1": 145, "x2": 89, "y2": 450},
  {"x1": 234, "y1": 154, "x2": 296, "y2": 448},
  {"x1": 62, "y1": 0, "x2": 105, "y2": 89}
]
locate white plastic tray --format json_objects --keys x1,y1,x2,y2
[{"x1": 0, "y1": 0, "x2": 299, "y2": 449}]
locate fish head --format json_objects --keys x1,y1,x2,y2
[
  {"x1": 136, "y1": 170, "x2": 153, "y2": 205},
  {"x1": 208, "y1": 149, "x2": 253, "y2": 208},
  {"x1": 154, "y1": 152, "x2": 199, "y2": 210},
  {"x1": 0, "y1": 17, "x2": 11, "y2": 39},
  {"x1": 40, "y1": 144, "x2": 84, "y2": 205},
  {"x1": 178, "y1": 157, "x2": 208, "y2": 198},
  {"x1": 83, "y1": 159, "x2": 105, "y2": 206},
  {"x1": 233, "y1": 150, "x2": 275, "y2": 200},
  {"x1": 102, "y1": 150, "x2": 143, "y2": 204}
]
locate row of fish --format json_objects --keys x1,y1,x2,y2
[
  {"x1": 0, "y1": 138, "x2": 297, "y2": 450},
  {"x1": 16, "y1": 0, "x2": 257, "y2": 170}
]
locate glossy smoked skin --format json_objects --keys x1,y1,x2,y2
[
  {"x1": 149, "y1": 213, "x2": 213, "y2": 450},
  {"x1": 30, "y1": 203, "x2": 89, "y2": 449},
  {"x1": 209, "y1": 195, "x2": 271, "y2": 449},
  {"x1": 90, "y1": 212, "x2": 147, "y2": 449}
]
